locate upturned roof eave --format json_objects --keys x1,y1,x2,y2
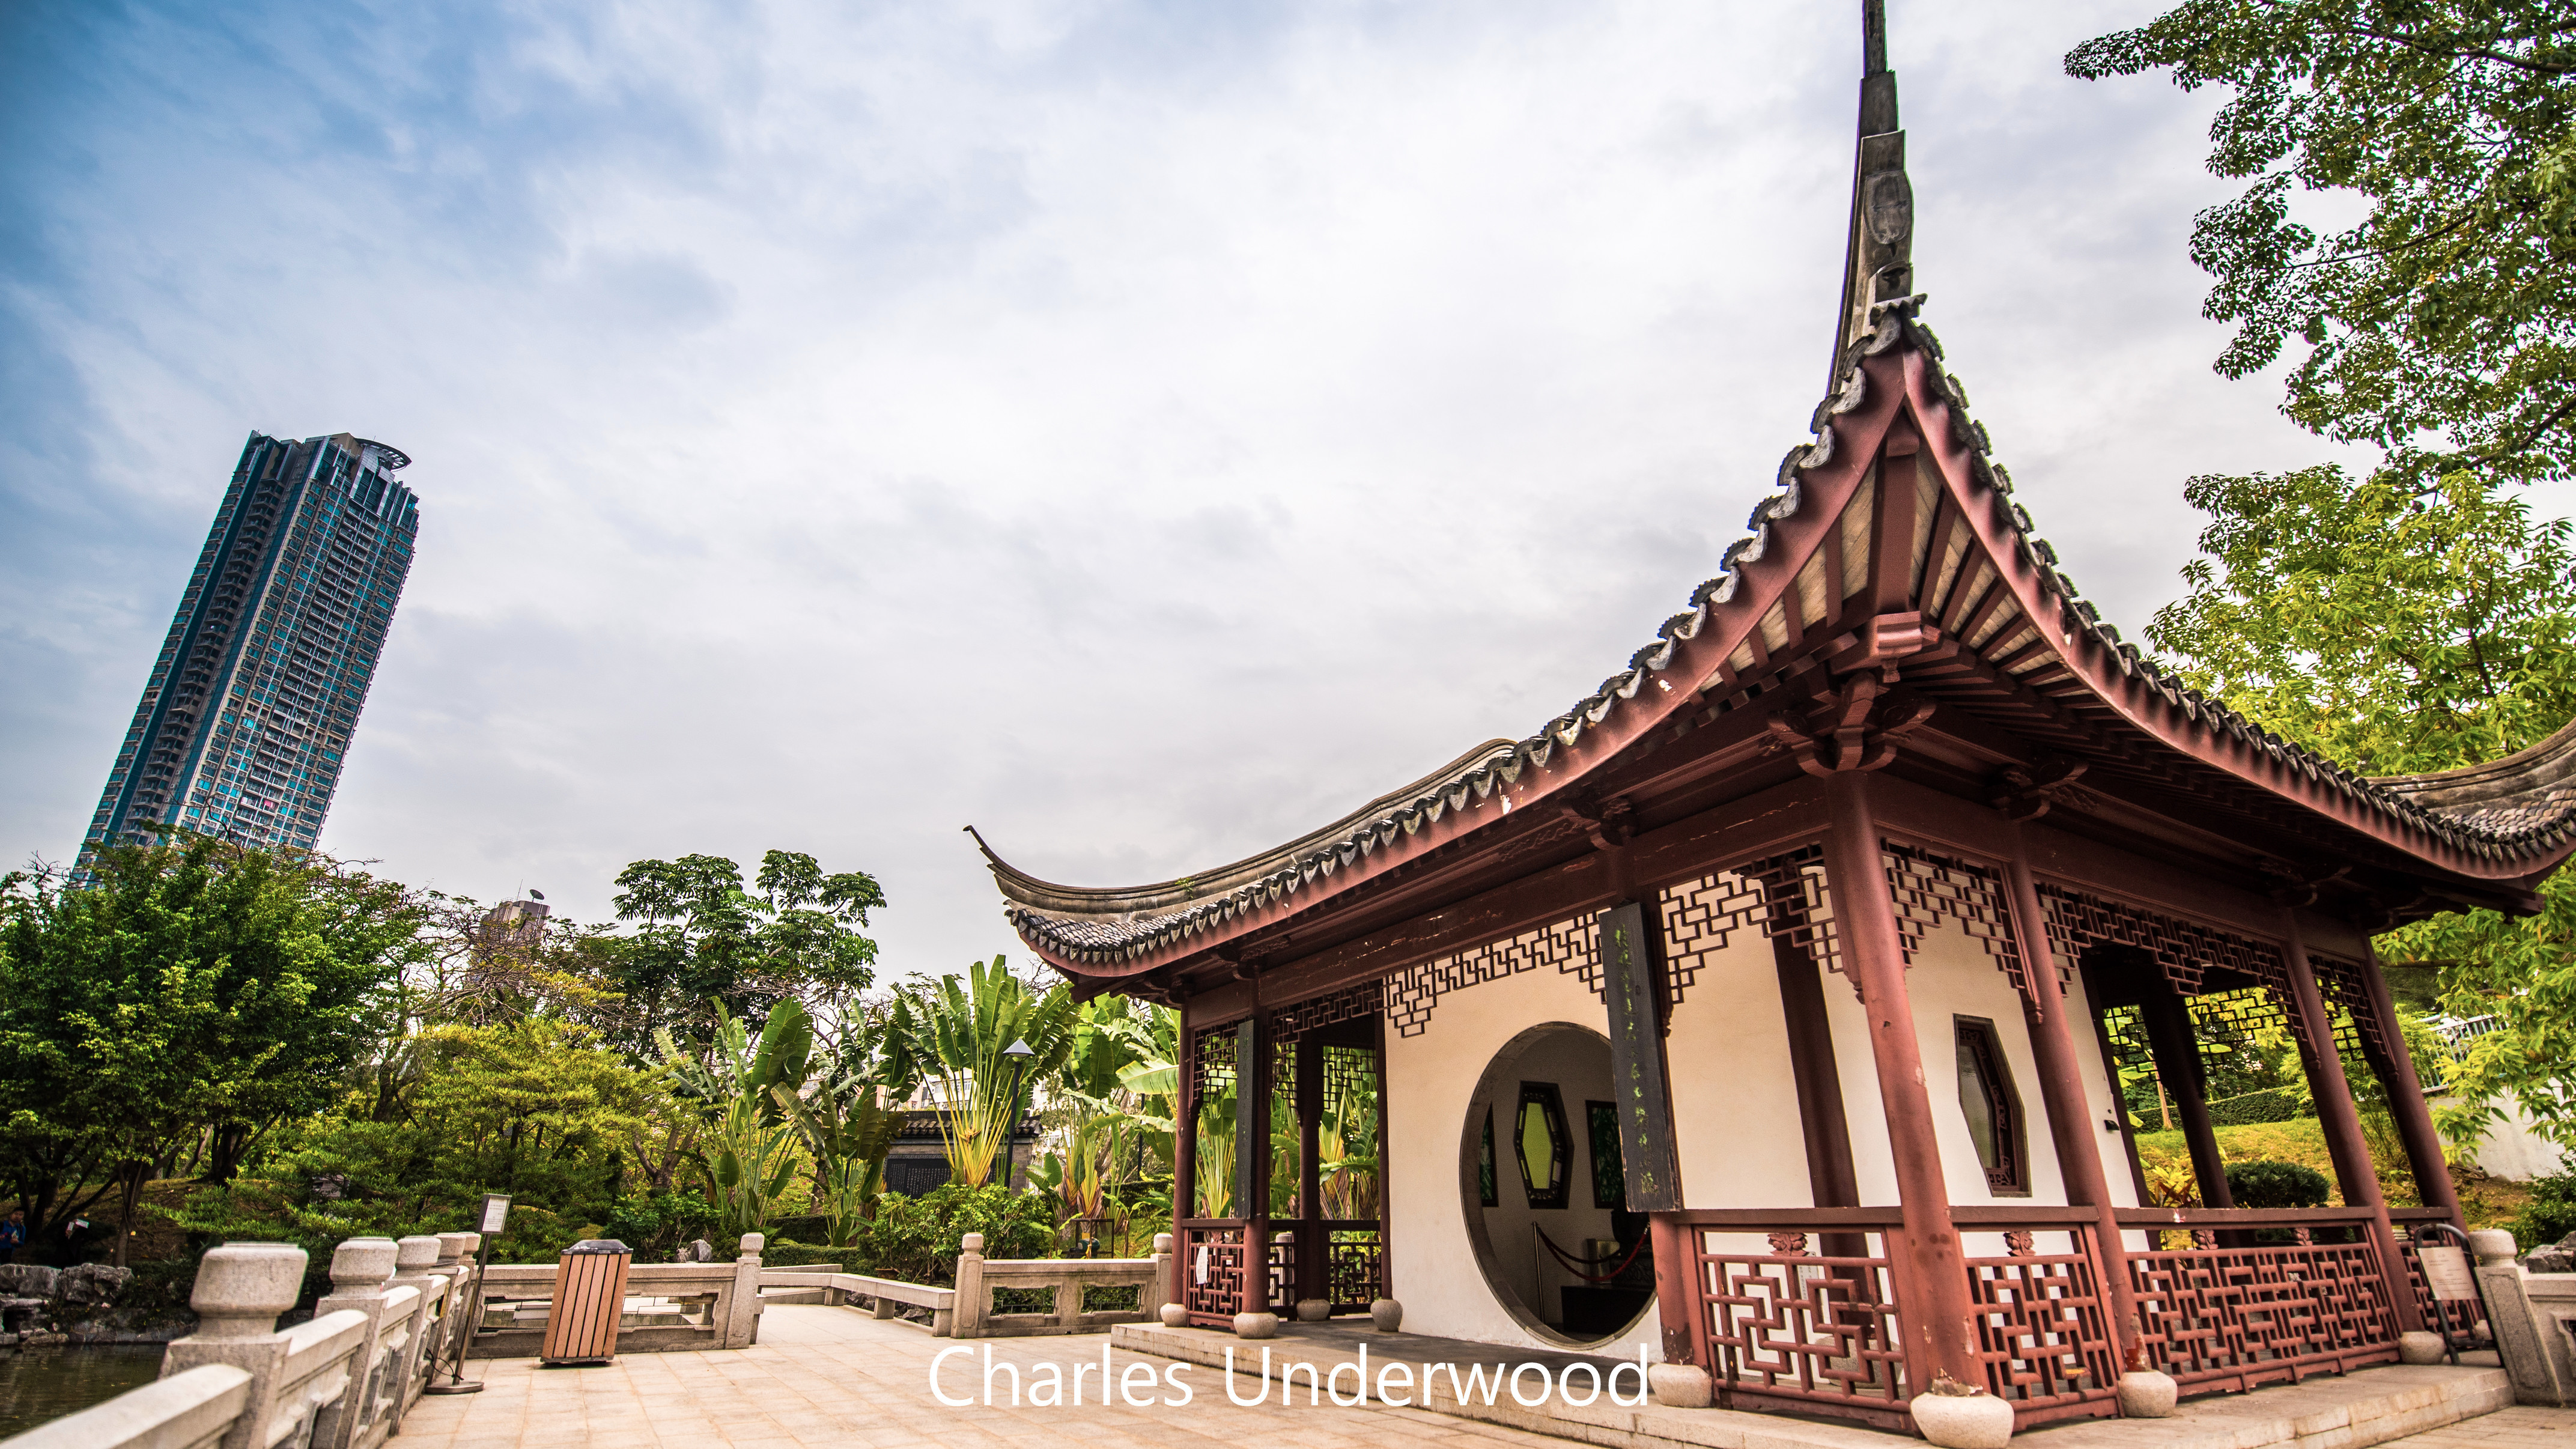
[{"x1": 992, "y1": 329, "x2": 2576, "y2": 985}]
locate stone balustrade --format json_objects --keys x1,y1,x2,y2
[
  {"x1": 2476, "y1": 1228, "x2": 2576, "y2": 1407},
  {"x1": 797, "y1": 1235, "x2": 1174, "y2": 1340},
  {"x1": 469, "y1": 1233, "x2": 766, "y2": 1356},
  {"x1": 1, "y1": 1234, "x2": 473, "y2": 1449},
  {"x1": 4, "y1": 1227, "x2": 1186, "y2": 1445},
  {"x1": 951, "y1": 1233, "x2": 1171, "y2": 1338}
]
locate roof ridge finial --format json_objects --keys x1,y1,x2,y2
[{"x1": 1830, "y1": 0, "x2": 1918, "y2": 391}]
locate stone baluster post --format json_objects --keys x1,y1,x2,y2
[
  {"x1": 387, "y1": 1236, "x2": 445, "y2": 1418},
  {"x1": 724, "y1": 1234, "x2": 765, "y2": 1349},
  {"x1": 2474, "y1": 1229, "x2": 2573, "y2": 1406},
  {"x1": 160, "y1": 1242, "x2": 309, "y2": 1449},
  {"x1": 432, "y1": 1233, "x2": 481, "y2": 1368},
  {"x1": 314, "y1": 1238, "x2": 405, "y2": 1449},
  {"x1": 1148, "y1": 1233, "x2": 1174, "y2": 1319},
  {"x1": 953, "y1": 1233, "x2": 988, "y2": 1340}
]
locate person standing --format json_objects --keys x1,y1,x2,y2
[{"x1": 0, "y1": 1209, "x2": 25, "y2": 1263}]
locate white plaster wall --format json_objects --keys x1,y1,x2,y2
[
  {"x1": 1384, "y1": 956, "x2": 1666, "y2": 1359},
  {"x1": 1895, "y1": 911, "x2": 2151, "y2": 1250},
  {"x1": 1819, "y1": 952, "x2": 1900, "y2": 1204},
  {"x1": 1898, "y1": 916, "x2": 2069, "y2": 1255},
  {"x1": 1663, "y1": 909, "x2": 1819, "y2": 1209},
  {"x1": 2431, "y1": 1092, "x2": 2573, "y2": 1182}
]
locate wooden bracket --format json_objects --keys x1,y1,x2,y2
[
  {"x1": 1766, "y1": 672, "x2": 1935, "y2": 776},
  {"x1": 1987, "y1": 756, "x2": 2089, "y2": 821}
]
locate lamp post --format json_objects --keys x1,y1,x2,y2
[{"x1": 1001, "y1": 1039, "x2": 1035, "y2": 1188}]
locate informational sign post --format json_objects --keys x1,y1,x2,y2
[{"x1": 2417, "y1": 1243, "x2": 2476, "y2": 1302}]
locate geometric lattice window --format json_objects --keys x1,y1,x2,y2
[
  {"x1": 1657, "y1": 845, "x2": 1841, "y2": 1007},
  {"x1": 1954, "y1": 1016, "x2": 2028, "y2": 1195},
  {"x1": 1515, "y1": 1083, "x2": 1571, "y2": 1210},
  {"x1": 1885, "y1": 842, "x2": 2037, "y2": 1006},
  {"x1": 1386, "y1": 913, "x2": 1600, "y2": 1039}
]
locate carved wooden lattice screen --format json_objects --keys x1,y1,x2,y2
[
  {"x1": 1191, "y1": 1024, "x2": 1240, "y2": 1219},
  {"x1": 1658, "y1": 845, "x2": 1841, "y2": 1010},
  {"x1": 1271, "y1": 979, "x2": 1383, "y2": 1043},
  {"x1": 2036, "y1": 884, "x2": 2321, "y2": 1059},
  {"x1": 1384, "y1": 912, "x2": 1600, "y2": 1038},
  {"x1": 1882, "y1": 841, "x2": 2035, "y2": 1009},
  {"x1": 2305, "y1": 953, "x2": 2385, "y2": 1063}
]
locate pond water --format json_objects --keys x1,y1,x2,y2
[{"x1": 0, "y1": 1344, "x2": 166, "y2": 1437}]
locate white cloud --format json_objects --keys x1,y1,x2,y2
[{"x1": 0, "y1": 0, "x2": 2383, "y2": 980}]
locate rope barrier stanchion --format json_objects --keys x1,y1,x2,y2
[{"x1": 1535, "y1": 1227, "x2": 1651, "y2": 1285}]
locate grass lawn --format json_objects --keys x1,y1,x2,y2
[{"x1": 2129, "y1": 1117, "x2": 2532, "y2": 1232}]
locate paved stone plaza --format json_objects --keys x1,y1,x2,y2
[
  {"x1": 393, "y1": 1307, "x2": 2576, "y2": 1449},
  {"x1": 397, "y1": 1305, "x2": 1576, "y2": 1449}
]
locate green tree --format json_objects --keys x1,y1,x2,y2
[
  {"x1": 2144, "y1": 467, "x2": 2576, "y2": 1149},
  {"x1": 176, "y1": 1016, "x2": 658, "y2": 1262},
  {"x1": 2068, "y1": 0, "x2": 2576, "y2": 491},
  {"x1": 0, "y1": 836, "x2": 421, "y2": 1263},
  {"x1": 602, "y1": 851, "x2": 884, "y2": 1056},
  {"x1": 2081, "y1": 0, "x2": 2576, "y2": 1155}
]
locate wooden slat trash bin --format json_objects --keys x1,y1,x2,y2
[{"x1": 540, "y1": 1239, "x2": 633, "y2": 1365}]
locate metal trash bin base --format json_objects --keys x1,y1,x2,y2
[{"x1": 541, "y1": 1238, "x2": 634, "y2": 1365}]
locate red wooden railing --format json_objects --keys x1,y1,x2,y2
[
  {"x1": 1178, "y1": 1217, "x2": 1386, "y2": 1324},
  {"x1": 1177, "y1": 1219, "x2": 1252, "y2": 1326},
  {"x1": 2113, "y1": 1206, "x2": 2402, "y2": 1391},
  {"x1": 1656, "y1": 1203, "x2": 2422, "y2": 1430},
  {"x1": 1657, "y1": 1208, "x2": 1916, "y2": 1431}
]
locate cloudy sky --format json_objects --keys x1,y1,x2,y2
[{"x1": 2, "y1": 0, "x2": 2396, "y2": 982}]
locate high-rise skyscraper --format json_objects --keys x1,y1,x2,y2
[{"x1": 85, "y1": 431, "x2": 420, "y2": 855}]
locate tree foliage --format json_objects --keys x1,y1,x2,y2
[
  {"x1": 602, "y1": 851, "x2": 884, "y2": 1054},
  {"x1": 0, "y1": 836, "x2": 421, "y2": 1262},
  {"x1": 2086, "y1": 1, "x2": 2576, "y2": 1155},
  {"x1": 2148, "y1": 466, "x2": 2576, "y2": 770},
  {"x1": 2070, "y1": 0, "x2": 2576, "y2": 490}
]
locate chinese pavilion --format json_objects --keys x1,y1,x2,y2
[{"x1": 973, "y1": 4, "x2": 2576, "y2": 1430}]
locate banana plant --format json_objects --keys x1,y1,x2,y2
[
  {"x1": 772, "y1": 1064, "x2": 901, "y2": 1248},
  {"x1": 901, "y1": 955, "x2": 1077, "y2": 1187},
  {"x1": 662, "y1": 999, "x2": 813, "y2": 1239}
]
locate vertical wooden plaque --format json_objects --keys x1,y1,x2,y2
[
  {"x1": 1599, "y1": 901, "x2": 1680, "y2": 1211},
  {"x1": 1234, "y1": 1014, "x2": 1262, "y2": 1220}
]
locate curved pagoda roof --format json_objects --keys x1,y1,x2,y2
[{"x1": 974, "y1": 13, "x2": 2576, "y2": 996}]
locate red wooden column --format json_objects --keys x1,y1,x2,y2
[
  {"x1": 1174, "y1": 1015, "x2": 1198, "y2": 1230},
  {"x1": 1372, "y1": 1008, "x2": 1394, "y2": 1310},
  {"x1": 1237, "y1": 1012, "x2": 1272, "y2": 1318},
  {"x1": 2277, "y1": 914, "x2": 2425, "y2": 1334},
  {"x1": 1295, "y1": 1034, "x2": 1325, "y2": 1308},
  {"x1": 2359, "y1": 946, "x2": 2464, "y2": 1224},
  {"x1": 1821, "y1": 771, "x2": 1981, "y2": 1392},
  {"x1": 1997, "y1": 838, "x2": 2140, "y2": 1358}
]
